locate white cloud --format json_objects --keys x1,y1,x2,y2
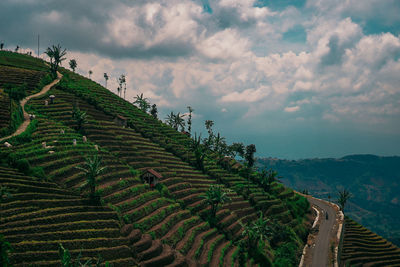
[{"x1": 284, "y1": 106, "x2": 300, "y2": 112}]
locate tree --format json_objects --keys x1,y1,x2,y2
[
  {"x1": 69, "y1": 59, "x2": 77, "y2": 72},
  {"x1": 88, "y1": 70, "x2": 93, "y2": 79},
  {"x1": 0, "y1": 42, "x2": 4, "y2": 50},
  {"x1": 259, "y1": 169, "x2": 279, "y2": 192},
  {"x1": 104, "y1": 73, "x2": 109, "y2": 88},
  {"x1": 337, "y1": 189, "x2": 352, "y2": 211},
  {"x1": 133, "y1": 93, "x2": 150, "y2": 113},
  {"x1": 165, "y1": 111, "x2": 185, "y2": 131},
  {"x1": 117, "y1": 74, "x2": 126, "y2": 99},
  {"x1": 72, "y1": 106, "x2": 87, "y2": 133},
  {"x1": 45, "y1": 44, "x2": 67, "y2": 77},
  {"x1": 204, "y1": 120, "x2": 214, "y2": 149},
  {"x1": 150, "y1": 104, "x2": 158, "y2": 119},
  {"x1": 202, "y1": 185, "x2": 231, "y2": 223},
  {"x1": 229, "y1": 142, "x2": 245, "y2": 158},
  {"x1": 240, "y1": 212, "x2": 273, "y2": 250},
  {"x1": 244, "y1": 144, "x2": 256, "y2": 191},
  {"x1": 15, "y1": 45, "x2": 19, "y2": 52},
  {"x1": 76, "y1": 154, "x2": 106, "y2": 201},
  {"x1": 174, "y1": 112, "x2": 186, "y2": 132},
  {"x1": 187, "y1": 106, "x2": 194, "y2": 135},
  {"x1": 0, "y1": 234, "x2": 12, "y2": 267}
]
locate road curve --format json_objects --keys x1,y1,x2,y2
[
  {"x1": 0, "y1": 71, "x2": 62, "y2": 143},
  {"x1": 307, "y1": 197, "x2": 336, "y2": 267}
]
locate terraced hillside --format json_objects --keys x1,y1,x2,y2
[
  {"x1": 0, "y1": 51, "x2": 52, "y2": 137},
  {"x1": 1, "y1": 51, "x2": 311, "y2": 266},
  {"x1": 0, "y1": 166, "x2": 136, "y2": 266},
  {"x1": 341, "y1": 217, "x2": 400, "y2": 266}
]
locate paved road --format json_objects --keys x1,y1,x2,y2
[
  {"x1": 0, "y1": 71, "x2": 62, "y2": 143},
  {"x1": 308, "y1": 197, "x2": 336, "y2": 267}
]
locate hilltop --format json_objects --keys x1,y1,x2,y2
[
  {"x1": 258, "y1": 154, "x2": 400, "y2": 247},
  {"x1": 0, "y1": 50, "x2": 311, "y2": 266}
]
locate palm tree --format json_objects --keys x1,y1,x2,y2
[
  {"x1": 240, "y1": 212, "x2": 272, "y2": 250},
  {"x1": 202, "y1": 185, "x2": 231, "y2": 221},
  {"x1": 337, "y1": 189, "x2": 352, "y2": 212},
  {"x1": 45, "y1": 44, "x2": 67, "y2": 77},
  {"x1": 150, "y1": 104, "x2": 158, "y2": 119},
  {"x1": 174, "y1": 112, "x2": 186, "y2": 132},
  {"x1": 134, "y1": 93, "x2": 150, "y2": 113},
  {"x1": 187, "y1": 106, "x2": 194, "y2": 135},
  {"x1": 76, "y1": 154, "x2": 106, "y2": 201},
  {"x1": 88, "y1": 70, "x2": 93, "y2": 79},
  {"x1": 69, "y1": 59, "x2": 77, "y2": 72},
  {"x1": 0, "y1": 42, "x2": 4, "y2": 50},
  {"x1": 103, "y1": 73, "x2": 109, "y2": 88},
  {"x1": 118, "y1": 74, "x2": 126, "y2": 98},
  {"x1": 165, "y1": 111, "x2": 185, "y2": 131},
  {"x1": 165, "y1": 111, "x2": 175, "y2": 127}
]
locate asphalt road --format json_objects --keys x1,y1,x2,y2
[{"x1": 308, "y1": 197, "x2": 336, "y2": 267}]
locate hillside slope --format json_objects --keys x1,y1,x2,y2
[
  {"x1": 341, "y1": 217, "x2": 400, "y2": 266},
  {"x1": 258, "y1": 155, "x2": 400, "y2": 247},
  {"x1": 1, "y1": 51, "x2": 310, "y2": 266}
]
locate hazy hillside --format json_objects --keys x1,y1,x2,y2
[{"x1": 258, "y1": 154, "x2": 400, "y2": 246}]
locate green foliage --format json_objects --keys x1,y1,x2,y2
[
  {"x1": 0, "y1": 234, "x2": 12, "y2": 267},
  {"x1": 202, "y1": 185, "x2": 231, "y2": 223},
  {"x1": 69, "y1": 59, "x2": 77, "y2": 72},
  {"x1": 72, "y1": 106, "x2": 87, "y2": 133},
  {"x1": 75, "y1": 153, "x2": 106, "y2": 201},
  {"x1": 59, "y1": 243, "x2": 104, "y2": 267},
  {"x1": 4, "y1": 83, "x2": 27, "y2": 102},
  {"x1": 273, "y1": 242, "x2": 298, "y2": 267},
  {"x1": 337, "y1": 189, "x2": 352, "y2": 212},
  {"x1": 46, "y1": 44, "x2": 66, "y2": 77}
]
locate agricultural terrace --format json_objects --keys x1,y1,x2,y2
[
  {"x1": 1, "y1": 51, "x2": 312, "y2": 266},
  {"x1": 341, "y1": 217, "x2": 400, "y2": 266}
]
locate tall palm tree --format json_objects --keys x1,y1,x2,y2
[
  {"x1": 103, "y1": 73, "x2": 109, "y2": 88},
  {"x1": 202, "y1": 185, "x2": 231, "y2": 220},
  {"x1": 118, "y1": 74, "x2": 126, "y2": 98},
  {"x1": 337, "y1": 189, "x2": 352, "y2": 211},
  {"x1": 76, "y1": 154, "x2": 106, "y2": 201},
  {"x1": 187, "y1": 106, "x2": 194, "y2": 135},
  {"x1": 45, "y1": 44, "x2": 66, "y2": 77},
  {"x1": 174, "y1": 112, "x2": 186, "y2": 132},
  {"x1": 88, "y1": 70, "x2": 93, "y2": 79}
]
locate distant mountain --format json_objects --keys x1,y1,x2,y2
[{"x1": 257, "y1": 154, "x2": 400, "y2": 246}]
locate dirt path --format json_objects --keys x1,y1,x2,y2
[{"x1": 0, "y1": 71, "x2": 62, "y2": 143}]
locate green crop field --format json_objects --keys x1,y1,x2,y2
[
  {"x1": 0, "y1": 51, "x2": 317, "y2": 266},
  {"x1": 341, "y1": 217, "x2": 400, "y2": 266}
]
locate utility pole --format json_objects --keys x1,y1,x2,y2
[{"x1": 37, "y1": 34, "x2": 40, "y2": 58}]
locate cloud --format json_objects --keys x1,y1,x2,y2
[
  {"x1": 1, "y1": 0, "x2": 400, "y2": 158},
  {"x1": 284, "y1": 106, "x2": 300, "y2": 112}
]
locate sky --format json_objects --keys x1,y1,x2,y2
[{"x1": 1, "y1": 0, "x2": 400, "y2": 159}]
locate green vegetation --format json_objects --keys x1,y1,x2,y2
[
  {"x1": 45, "y1": 44, "x2": 66, "y2": 77},
  {"x1": 0, "y1": 50, "x2": 314, "y2": 266},
  {"x1": 341, "y1": 217, "x2": 400, "y2": 266}
]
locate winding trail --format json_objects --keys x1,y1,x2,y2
[{"x1": 0, "y1": 71, "x2": 62, "y2": 143}]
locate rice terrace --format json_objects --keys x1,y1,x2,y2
[{"x1": 0, "y1": 46, "x2": 399, "y2": 266}]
